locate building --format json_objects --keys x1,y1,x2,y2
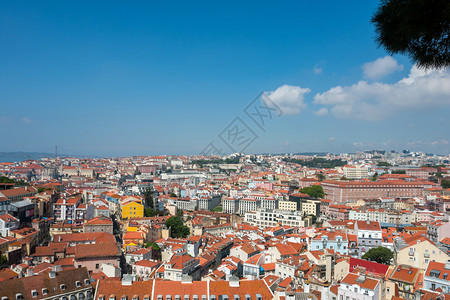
[
  {"x1": 251, "y1": 208, "x2": 307, "y2": 229},
  {"x1": 394, "y1": 233, "x2": 450, "y2": 270},
  {"x1": 355, "y1": 221, "x2": 382, "y2": 258},
  {"x1": 223, "y1": 197, "x2": 239, "y2": 214},
  {"x1": 0, "y1": 213, "x2": 19, "y2": 237},
  {"x1": 83, "y1": 215, "x2": 113, "y2": 235},
  {"x1": 121, "y1": 196, "x2": 144, "y2": 220},
  {"x1": 301, "y1": 199, "x2": 320, "y2": 216},
  {"x1": 343, "y1": 166, "x2": 369, "y2": 179},
  {"x1": 424, "y1": 261, "x2": 450, "y2": 294},
  {"x1": 95, "y1": 277, "x2": 273, "y2": 300},
  {"x1": 175, "y1": 197, "x2": 198, "y2": 211},
  {"x1": 0, "y1": 266, "x2": 93, "y2": 300},
  {"x1": 310, "y1": 231, "x2": 349, "y2": 255},
  {"x1": 338, "y1": 272, "x2": 380, "y2": 300},
  {"x1": 163, "y1": 254, "x2": 199, "y2": 281},
  {"x1": 278, "y1": 200, "x2": 297, "y2": 211},
  {"x1": 388, "y1": 265, "x2": 421, "y2": 299},
  {"x1": 197, "y1": 195, "x2": 221, "y2": 211},
  {"x1": 321, "y1": 180, "x2": 423, "y2": 203},
  {"x1": 427, "y1": 220, "x2": 450, "y2": 243},
  {"x1": 239, "y1": 198, "x2": 260, "y2": 215}
]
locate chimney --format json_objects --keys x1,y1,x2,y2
[
  {"x1": 445, "y1": 260, "x2": 450, "y2": 270},
  {"x1": 26, "y1": 268, "x2": 34, "y2": 277},
  {"x1": 229, "y1": 276, "x2": 240, "y2": 287}
]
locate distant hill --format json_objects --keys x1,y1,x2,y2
[{"x1": 0, "y1": 152, "x2": 55, "y2": 163}]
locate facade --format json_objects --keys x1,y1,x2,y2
[
  {"x1": 0, "y1": 213, "x2": 19, "y2": 237},
  {"x1": 83, "y1": 216, "x2": 113, "y2": 235},
  {"x1": 338, "y1": 273, "x2": 380, "y2": 300},
  {"x1": 0, "y1": 267, "x2": 93, "y2": 300},
  {"x1": 301, "y1": 199, "x2": 320, "y2": 216},
  {"x1": 278, "y1": 200, "x2": 297, "y2": 211},
  {"x1": 251, "y1": 208, "x2": 307, "y2": 228},
  {"x1": 310, "y1": 231, "x2": 349, "y2": 255},
  {"x1": 239, "y1": 198, "x2": 260, "y2": 215},
  {"x1": 121, "y1": 197, "x2": 144, "y2": 220},
  {"x1": 343, "y1": 166, "x2": 369, "y2": 179},
  {"x1": 176, "y1": 197, "x2": 198, "y2": 211},
  {"x1": 394, "y1": 234, "x2": 450, "y2": 270},
  {"x1": 355, "y1": 221, "x2": 382, "y2": 258},
  {"x1": 424, "y1": 261, "x2": 450, "y2": 294},
  {"x1": 223, "y1": 197, "x2": 239, "y2": 214},
  {"x1": 322, "y1": 180, "x2": 424, "y2": 203},
  {"x1": 427, "y1": 220, "x2": 450, "y2": 243},
  {"x1": 197, "y1": 195, "x2": 221, "y2": 211}
]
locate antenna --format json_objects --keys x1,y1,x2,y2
[{"x1": 55, "y1": 145, "x2": 58, "y2": 158}]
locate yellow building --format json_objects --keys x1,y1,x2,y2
[
  {"x1": 278, "y1": 200, "x2": 297, "y2": 211},
  {"x1": 121, "y1": 196, "x2": 144, "y2": 220}
]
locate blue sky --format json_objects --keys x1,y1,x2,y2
[{"x1": 1, "y1": 1, "x2": 449, "y2": 156}]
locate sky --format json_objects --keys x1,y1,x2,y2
[{"x1": 1, "y1": 1, "x2": 449, "y2": 156}]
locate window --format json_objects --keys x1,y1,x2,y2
[
  {"x1": 96, "y1": 264, "x2": 100, "y2": 269},
  {"x1": 42, "y1": 289, "x2": 48, "y2": 295},
  {"x1": 60, "y1": 284, "x2": 67, "y2": 291}
]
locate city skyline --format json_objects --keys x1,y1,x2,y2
[{"x1": 1, "y1": 1, "x2": 449, "y2": 156}]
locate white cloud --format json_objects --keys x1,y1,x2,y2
[
  {"x1": 21, "y1": 117, "x2": 31, "y2": 124},
  {"x1": 314, "y1": 65, "x2": 450, "y2": 121},
  {"x1": 265, "y1": 84, "x2": 310, "y2": 115},
  {"x1": 328, "y1": 137, "x2": 335, "y2": 141},
  {"x1": 353, "y1": 142, "x2": 363, "y2": 147},
  {"x1": 363, "y1": 56, "x2": 403, "y2": 80},
  {"x1": 313, "y1": 65, "x2": 323, "y2": 75},
  {"x1": 314, "y1": 107, "x2": 328, "y2": 116}
]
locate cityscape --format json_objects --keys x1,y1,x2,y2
[{"x1": 1, "y1": 1, "x2": 450, "y2": 300}]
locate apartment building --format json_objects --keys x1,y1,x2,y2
[
  {"x1": 239, "y1": 198, "x2": 260, "y2": 215},
  {"x1": 343, "y1": 166, "x2": 369, "y2": 179},
  {"x1": 424, "y1": 261, "x2": 450, "y2": 294},
  {"x1": 250, "y1": 208, "x2": 307, "y2": 228},
  {"x1": 278, "y1": 200, "x2": 297, "y2": 211},
  {"x1": 338, "y1": 273, "x2": 380, "y2": 300},
  {"x1": 223, "y1": 197, "x2": 239, "y2": 214},
  {"x1": 322, "y1": 180, "x2": 423, "y2": 203},
  {"x1": 355, "y1": 221, "x2": 382, "y2": 258}
]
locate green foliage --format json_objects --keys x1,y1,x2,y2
[
  {"x1": 316, "y1": 173, "x2": 325, "y2": 181},
  {"x1": 212, "y1": 205, "x2": 223, "y2": 212},
  {"x1": 372, "y1": 172, "x2": 378, "y2": 181},
  {"x1": 362, "y1": 246, "x2": 393, "y2": 265},
  {"x1": 372, "y1": 0, "x2": 450, "y2": 69},
  {"x1": 0, "y1": 176, "x2": 14, "y2": 184},
  {"x1": 300, "y1": 185, "x2": 325, "y2": 199},
  {"x1": 308, "y1": 214, "x2": 317, "y2": 224},
  {"x1": 170, "y1": 193, "x2": 178, "y2": 198},
  {"x1": 283, "y1": 158, "x2": 347, "y2": 169},
  {"x1": 442, "y1": 179, "x2": 450, "y2": 189},
  {"x1": 0, "y1": 255, "x2": 7, "y2": 264},
  {"x1": 165, "y1": 216, "x2": 190, "y2": 238},
  {"x1": 377, "y1": 162, "x2": 392, "y2": 167},
  {"x1": 143, "y1": 186, "x2": 154, "y2": 209},
  {"x1": 144, "y1": 242, "x2": 160, "y2": 251},
  {"x1": 391, "y1": 170, "x2": 406, "y2": 174},
  {"x1": 144, "y1": 208, "x2": 158, "y2": 217}
]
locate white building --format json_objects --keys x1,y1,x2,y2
[
  {"x1": 247, "y1": 208, "x2": 307, "y2": 229},
  {"x1": 239, "y1": 198, "x2": 260, "y2": 215},
  {"x1": 344, "y1": 166, "x2": 369, "y2": 179},
  {"x1": 424, "y1": 261, "x2": 450, "y2": 294},
  {"x1": 338, "y1": 273, "x2": 380, "y2": 300},
  {"x1": 223, "y1": 197, "x2": 240, "y2": 214}
]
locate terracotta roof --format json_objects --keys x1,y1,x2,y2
[{"x1": 341, "y1": 272, "x2": 379, "y2": 290}]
